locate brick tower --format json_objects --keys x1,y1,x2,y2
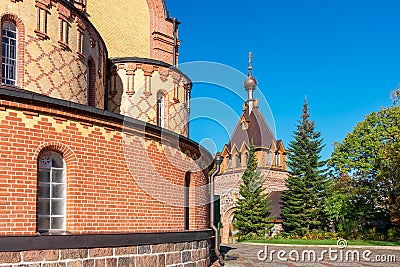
[{"x1": 215, "y1": 53, "x2": 288, "y2": 244}]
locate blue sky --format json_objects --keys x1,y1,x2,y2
[{"x1": 166, "y1": 0, "x2": 400, "y2": 159}]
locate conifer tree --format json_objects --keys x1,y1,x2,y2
[
  {"x1": 233, "y1": 144, "x2": 273, "y2": 240},
  {"x1": 282, "y1": 99, "x2": 327, "y2": 235}
]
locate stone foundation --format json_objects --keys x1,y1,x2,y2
[{"x1": 0, "y1": 240, "x2": 211, "y2": 267}]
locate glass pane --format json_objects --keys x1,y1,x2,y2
[
  {"x1": 38, "y1": 217, "x2": 50, "y2": 230},
  {"x1": 52, "y1": 169, "x2": 65, "y2": 183},
  {"x1": 8, "y1": 31, "x2": 16, "y2": 38},
  {"x1": 51, "y1": 217, "x2": 65, "y2": 230},
  {"x1": 38, "y1": 199, "x2": 50, "y2": 215},
  {"x1": 38, "y1": 170, "x2": 50, "y2": 182},
  {"x1": 10, "y1": 45, "x2": 15, "y2": 58},
  {"x1": 38, "y1": 184, "x2": 50, "y2": 198},
  {"x1": 51, "y1": 153, "x2": 64, "y2": 168},
  {"x1": 52, "y1": 184, "x2": 65, "y2": 198},
  {"x1": 51, "y1": 199, "x2": 65, "y2": 215}
]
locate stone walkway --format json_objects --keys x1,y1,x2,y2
[{"x1": 211, "y1": 243, "x2": 400, "y2": 266}]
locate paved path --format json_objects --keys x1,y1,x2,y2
[{"x1": 211, "y1": 243, "x2": 400, "y2": 266}]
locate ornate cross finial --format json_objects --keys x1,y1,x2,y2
[{"x1": 248, "y1": 52, "x2": 253, "y2": 74}]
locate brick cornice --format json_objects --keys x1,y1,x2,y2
[
  {"x1": 0, "y1": 86, "x2": 209, "y2": 162},
  {"x1": 111, "y1": 57, "x2": 192, "y2": 88}
]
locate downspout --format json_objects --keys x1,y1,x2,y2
[{"x1": 210, "y1": 155, "x2": 224, "y2": 266}]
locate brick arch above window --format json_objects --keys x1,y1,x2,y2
[
  {"x1": 1, "y1": 13, "x2": 25, "y2": 87},
  {"x1": 34, "y1": 142, "x2": 77, "y2": 169}
]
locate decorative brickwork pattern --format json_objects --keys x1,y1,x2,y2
[
  {"x1": 109, "y1": 62, "x2": 191, "y2": 137},
  {"x1": 2, "y1": 1, "x2": 107, "y2": 109},
  {"x1": 24, "y1": 35, "x2": 88, "y2": 103},
  {"x1": 0, "y1": 94, "x2": 211, "y2": 236}
]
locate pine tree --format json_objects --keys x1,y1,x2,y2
[
  {"x1": 233, "y1": 144, "x2": 273, "y2": 240},
  {"x1": 282, "y1": 99, "x2": 327, "y2": 235}
]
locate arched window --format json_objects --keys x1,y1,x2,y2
[
  {"x1": 235, "y1": 153, "x2": 241, "y2": 168},
  {"x1": 266, "y1": 151, "x2": 272, "y2": 166},
  {"x1": 184, "y1": 172, "x2": 190, "y2": 230},
  {"x1": 38, "y1": 152, "x2": 66, "y2": 233},
  {"x1": 227, "y1": 155, "x2": 232, "y2": 169},
  {"x1": 245, "y1": 152, "x2": 249, "y2": 164},
  {"x1": 87, "y1": 59, "x2": 96, "y2": 107},
  {"x1": 2, "y1": 22, "x2": 17, "y2": 85},
  {"x1": 275, "y1": 153, "x2": 281, "y2": 166},
  {"x1": 157, "y1": 92, "x2": 165, "y2": 127}
]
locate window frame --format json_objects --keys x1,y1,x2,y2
[
  {"x1": 2, "y1": 21, "x2": 17, "y2": 85},
  {"x1": 157, "y1": 91, "x2": 165, "y2": 127},
  {"x1": 38, "y1": 152, "x2": 67, "y2": 233},
  {"x1": 275, "y1": 152, "x2": 281, "y2": 166}
]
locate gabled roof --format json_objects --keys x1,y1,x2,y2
[{"x1": 226, "y1": 104, "x2": 276, "y2": 152}]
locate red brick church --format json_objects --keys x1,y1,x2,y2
[{"x1": 0, "y1": 0, "x2": 213, "y2": 266}]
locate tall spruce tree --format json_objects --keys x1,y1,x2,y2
[
  {"x1": 233, "y1": 144, "x2": 273, "y2": 240},
  {"x1": 282, "y1": 99, "x2": 327, "y2": 235}
]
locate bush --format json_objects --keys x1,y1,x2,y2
[{"x1": 388, "y1": 227, "x2": 400, "y2": 241}]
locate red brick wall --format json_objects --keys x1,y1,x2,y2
[{"x1": 0, "y1": 92, "x2": 211, "y2": 236}]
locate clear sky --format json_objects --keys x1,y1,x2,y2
[{"x1": 166, "y1": 0, "x2": 400, "y2": 160}]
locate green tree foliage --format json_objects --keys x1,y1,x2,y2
[
  {"x1": 282, "y1": 99, "x2": 327, "y2": 235},
  {"x1": 233, "y1": 144, "x2": 273, "y2": 240},
  {"x1": 329, "y1": 105, "x2": 400, "y2": 232}
]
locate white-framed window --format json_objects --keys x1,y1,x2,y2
[
  {"x1": 236, "y1": 153, "x2": 241, "y2": 168},
  {"x1": 157, "y1": 92, "x2": 165, "y2": 127},
  {"x1": 266, "y1": 151, "x2": 272, "y2": 166},
  {"x1": 38, "y1": 152, "x2": 66, "y2": 233},
  {"x1": 227, "y1": 155, "x2": 232, "y2": 169},
  {"x1": 2, "y1": 22, "x2": 17, "y2": 85},
  {"x1": 275, "y1": 153, "x2": 281, "y2": 166}
]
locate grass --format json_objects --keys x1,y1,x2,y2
[{"x1": 243, "y1": 239, "x2": 400, "y2": 246}]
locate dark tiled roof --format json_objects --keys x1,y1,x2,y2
[
  {"x1": 226, "y1": 106, "x2": 276, "y2": 151},
  {"x1": 269, "y1": 191, "x2": 284, "y2": 220}
]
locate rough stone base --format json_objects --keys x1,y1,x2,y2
[{"x1": 0, "y1": 240, "x2": 211, "y2": 267}]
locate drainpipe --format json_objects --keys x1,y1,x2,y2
[{"x1": 210, "y1": 155, "x2": 224, "y2": 266}]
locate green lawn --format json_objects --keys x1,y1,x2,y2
[{"x1": 244, "y1": 239, "x2": 400, "y2": 246}]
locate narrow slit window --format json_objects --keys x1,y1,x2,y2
[
  {"x1": 87, "y1": 59, "x2": 96, "y2": 106},
  {"x1": 184, "y1": 172, "x2": 190, "y2": 230},
  {"x1": 157, "y1": 92, "x2": 165, "y2": 127}
]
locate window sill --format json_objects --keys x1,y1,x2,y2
[
  {"x1": 39, "y1": 230, "x2": 72, "y2": 236},
  {"x1": 34, "y1": 30, "x2": 49, "y2": 40},
  {"x1": 58, "y1": 40, "x2": 70, "y2": 51}
]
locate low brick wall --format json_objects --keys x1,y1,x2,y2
[{"x1": 0, "y1": 240, "x2": 211, "y2": 267}]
